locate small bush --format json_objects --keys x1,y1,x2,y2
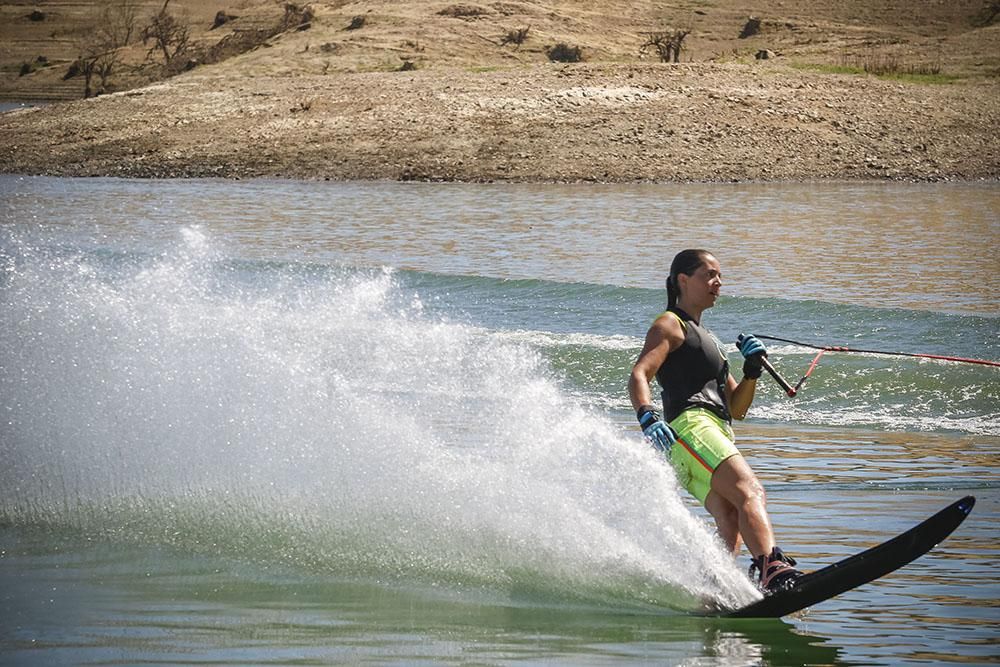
[
  {"x1": 547, "y1": 42, "x2": 582, "y2": 63},
  {"x1": 279, "y1": 3, "x2": 313, "y2": 31},
  {"x1": 63, "y1": 59, "x2": 82, "y2": 80},
  {"x1": 739, "y1": 16, "x2": 761, "y2": 38},
  {"x1": 501, "y1": 26, "x2": 529, "y2": 47},
  {"x1": 19, "y1": 54, "x2": 51, "y2": 76},
  {"x1": 974, "y1": 0, "x2": 1000, "y2": 26},
  {"x1": 346, "y1": 15, "x2": 365, "y2": 30},
  {"x1": 211, "y1": 11, "x2": 238, "y2": 30},
  {"x1": 438, "y1": 5, "x2": 487, "y2": 19}
]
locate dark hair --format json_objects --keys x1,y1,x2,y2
[{"x1": 666, "y1": 249, "x2": 713, "y2": 310}]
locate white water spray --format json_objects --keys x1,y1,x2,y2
[{"x1": 0, "y1": 228, "x2": 758, "y2": 610}]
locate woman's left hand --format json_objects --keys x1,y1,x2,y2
[{"x1": 736, "y1": 333, "x2": 767, "y2": 379}]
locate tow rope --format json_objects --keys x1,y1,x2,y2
[{"x1": 753, "y1": 334, "x2": 1000, "y2": 398}]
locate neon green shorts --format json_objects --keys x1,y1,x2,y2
[{"x1": 668, "y1": 408, "x2": 740, "y2": 504}]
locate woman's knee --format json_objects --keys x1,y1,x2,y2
[
  {"x1": 734, "y1": 476, "x2": 766, "y2": 506},
  {"x1": 712, "y1": 455, "x2": 767, "y2": 505}
]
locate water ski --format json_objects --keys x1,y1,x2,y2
[{"x1": 708, "y1": 495, "x2": 975, "y2": 619}]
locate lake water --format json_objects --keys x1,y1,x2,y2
[{"x1": 1, "y1": 176, "x2": 998, "y2": 665}]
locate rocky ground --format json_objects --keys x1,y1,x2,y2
[{"x1": 1, "y1": 0, "x2": 998, "y2": 182}]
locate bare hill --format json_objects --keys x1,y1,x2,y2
[{"x1": 1, "y1": 1, "x2": 998, "y2": 181}]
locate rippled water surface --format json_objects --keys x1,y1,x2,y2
[{"x1": 2, "y1": 177, "x2": 997, "y2": 313}]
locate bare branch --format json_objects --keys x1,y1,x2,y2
[
  {"x1": 641, "y1": 29, "x2": 690, "y2": 63},
  {"x1": 70, "y1": 0, "x2": 139, "y2": 97},
  {"x1": 141, "y1": 2, "x2": 190, "y2": 70}
]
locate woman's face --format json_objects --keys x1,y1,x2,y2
[{"x1": 679, "y1": 254, "x2": 722, "y2": 309}]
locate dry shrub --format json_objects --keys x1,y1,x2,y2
[
  {"x1": 739, "y1": 16, "x2": 761, "y2": 38},
  {"x1": 501, "y1": 26, "x2": 529, "y2": 47},
  {"x1": 20, "y1": 55, "x2": 49, "y2": 76},
  {"x1": 438, "y1": 5, "x2": 488, "y2": 19},
  {"x1": 211, "y1": 11, "x2": 238, "y2": 29},
  {"x1": 974, "y1": 0, "x2": 1000, "y2": 25},
  {"x1": 279, "y1": 3, "x2": 313, "y2": 31},
  {"x1": 547, "y1": 42, "x2": 583, "y2": 62}
]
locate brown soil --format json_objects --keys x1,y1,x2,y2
[{"x1": 1, "y1": 0, "x2": 999, "y2": 182}]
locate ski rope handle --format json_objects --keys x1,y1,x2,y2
[{"x1": 753, "y1": 335, "x2": 998, "y2": 398}]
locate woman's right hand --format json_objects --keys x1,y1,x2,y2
[{"x1": 637, "y1": 405, "x2": 677, "y2": 453}]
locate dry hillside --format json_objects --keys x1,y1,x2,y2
[{"x1": 1, "y1": 0, "x2": 998, "y2": 181}]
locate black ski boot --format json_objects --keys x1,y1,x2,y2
[{"x1": 749, "y1": 546, "x2": 804, "y2": 594}]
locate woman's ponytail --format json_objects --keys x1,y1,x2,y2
[{"x1": 665, "y1": 275, "x2": 678, "y2": 310}]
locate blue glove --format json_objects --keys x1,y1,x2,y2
[
  {"x1": 736, "y1": 333, "x2": 767, "y2": 379},
  {"x1": 637, "y1": 405, "x2": 676, "y2": 453}
]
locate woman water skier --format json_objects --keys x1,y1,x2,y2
[{"x1": 627, "y1": 248, "x2": 803, "y2": 594}]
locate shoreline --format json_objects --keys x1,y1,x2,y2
[
  {"x1": 3, "y1": 171, "x2": 997, "y2": 185},
  {"x1": 2, "y1": 62, "x2": 999, "y2": 184}
]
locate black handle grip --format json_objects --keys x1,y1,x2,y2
[{"x1": 761, "y1": 356, "x2": 797, "y2": 397}]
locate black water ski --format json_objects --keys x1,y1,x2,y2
[{"x1": 717, "y1": 495, "x2": 975, "y2": 619}]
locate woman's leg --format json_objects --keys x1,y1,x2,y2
[
  {"x1": 708, "y1": 454, "x2": 775, "y2": 558},
  {"x1": 704, "y1": 490, "x2": 742, "y2": 555}
]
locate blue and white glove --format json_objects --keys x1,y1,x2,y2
[
  {"x1": 736, "y1": 333, "x2": 767, "y2": 379},
  {"x1": 637, "y1": 404, "x2": 676, "y2": 453}
]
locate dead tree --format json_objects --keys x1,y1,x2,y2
[
  {"x1": 70, "y1": 0, "x2": 138, "y2": 97},
  {"x1": 141, "y1": 0, "x2": 190, "y2": 71},
  {"x1": 641, "y1": 29, "x2": 690, "y2": 63}
]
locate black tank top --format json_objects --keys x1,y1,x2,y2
[{"x1": 655, "y1": 307, "x2": 731, "y2": 423}]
